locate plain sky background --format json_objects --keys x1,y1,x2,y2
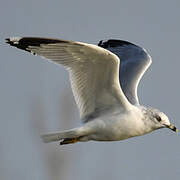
[{"x1": 1, "y1": 0, "x2": 180, "y2": 180}]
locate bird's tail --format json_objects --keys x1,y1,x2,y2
[
  {"x1": 41, "y1": 132, "x2": 65, "y2": 143},
  {"x1": 40, "y1": 127, "x2": 89, "y2": 145}
]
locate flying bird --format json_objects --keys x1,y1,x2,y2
[{"x1": 6, "y1": 37, "x2": 178, "y2": 145}]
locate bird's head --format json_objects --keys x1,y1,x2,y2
[{"x1": 151, "y1": 109, "x2": 178, "y2": 133}]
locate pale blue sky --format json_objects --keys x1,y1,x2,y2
[{"x1": 1, "y1": 0, "x2": 180, "y2": 180}]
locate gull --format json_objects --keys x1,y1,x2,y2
[{"x1": 6, "y1": 37, "x2": 178, "y2": 145}]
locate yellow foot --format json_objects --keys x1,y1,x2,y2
[{"x1": 60, "y1": 138, "x2": 79, "y2": 145}]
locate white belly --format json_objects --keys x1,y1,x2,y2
[{"x1": 84, "y1": 106, "x2": 152, "y2": 141}]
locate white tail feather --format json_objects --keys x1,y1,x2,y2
[
  {"x1": 40, "y1": 128, "x2": 85, "y2": 143},
  {"x1": 41, "y1": 132, "x2": 63, "y2": 143}
]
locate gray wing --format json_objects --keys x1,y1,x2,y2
[
  {"x1": 6, "y1": 37, "x2": 131, "y2": 121},
  {"x1": 98, "y1": 39, "x2": 152, "y2": 105}
]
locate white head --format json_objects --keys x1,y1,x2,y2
[{"x1": 150, "y1": 109, "x2": 178, "y2": 132}]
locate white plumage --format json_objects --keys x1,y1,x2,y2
[{"x1": 6, "y1": 37, "x2": 177, "y2": 145}]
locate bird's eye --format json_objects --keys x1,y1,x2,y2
[{"x1": 156, "y1": 116, "x2": 162, "y2": 122}]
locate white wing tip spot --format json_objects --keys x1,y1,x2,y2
[
  {"x1": 31, "y1": 51, "x2": 37, "y2": 56},
  {"x1": 8, "y1": 37, "x2": 22, "y2": 44}
]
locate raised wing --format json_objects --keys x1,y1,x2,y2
[
  {"x1": 6, "y1": 37, "x2": 132, "y2": 121},
  {"x1": 98, "y1": 39, "x2": 152, "y2": 105}
]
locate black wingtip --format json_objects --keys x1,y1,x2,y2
[
  {"x1": 5, "y1": 37, "x2": 70, "y2": 52},
  {"x1": 5, "y1": 37, "x2": 32, "y2": 52},
  {"x1": 98, "y1": 39, "x2": 137, "y2": 48},
  {"x1": 5, "y1": 37, "x2": 21, "y2": 44},
  {"x1": 5, "y1": 38, "x2": 10, "y2": 44}
]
